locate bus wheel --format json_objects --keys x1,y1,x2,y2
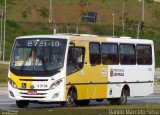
[
  {"x1": 117, "y1": 89, "x2": 128, "y2": 105},
  {"x1": 77, "y1": 100, "x2": 90, "y2": 106},
  {"x1": 63, "y1": 89, "x2": 77, "y2": 107},
  {"x1": 96, "y1": 99, "x2": 104, "y2": 102},
  {"x1": 109, "y1": 99, "x2": 117, "y2": 105},
  {"x1": 16, "y1": 100, "x2": 29, "y2": 108}
]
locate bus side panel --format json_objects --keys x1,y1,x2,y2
[
  {"x1": 107, "y1": 65, "x2": 154, "y2": 98},
  {"x1": 66, "y1": 42, "x2": 108, "y2": 100},
  {"x1": 95, "y1": 84, "x2": 108, "y2": 99},
  {"x1": 107, "y1": 83, "x2": 153, "y2": 98},
  {"x1": 66, "y1": 65, "x2": 108, "y2": 100},
  {"x1": 129, "y1": 83, "x2": 153, "y2": 97},
  {"x1": 107, "y1": 84, "x2": 123, "y2": 98},
  {"x1": 84, "y1": 65, "x2": 108, "y2": 99},
  {"x1": 65, "y1": 85, "x2": 88, "y2": 100}
]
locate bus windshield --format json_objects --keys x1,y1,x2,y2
[{"x1": 10, "y1": 38, "x2": 67, "y2": 76}]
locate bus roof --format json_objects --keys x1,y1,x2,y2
[
  {"x1": 69, "y1": 35, "x2": 153, "y2": 44},
  {"x1": 16, "y1": 34, "x2": 72, "y2": 40},
  {"x1": 16, "y1": 34, "x2": 153, "y2": 44}
]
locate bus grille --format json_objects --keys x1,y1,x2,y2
[
  {"x1": 19, "y1": 79, "x2": 48, "y2": 81},
  {"x1": 21, "y1": 96, "x2": 45, "y2": 98}
]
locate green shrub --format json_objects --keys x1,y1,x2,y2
[
  {"x1": 22, "y1": 10, "x2": 28, "y2": 19},
  {"x1": 7, "y1": 20, "x2": 21, "y2": 29},
  {"x1": 38, "y1": 7, "x2": 49, "y2": 18}
]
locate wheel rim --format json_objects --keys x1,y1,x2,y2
[
  {"x1": 121, "y1": 91, "x2": 127, "y2": 104},
  {"x1": 66, "y1": 91, "x2": 76, "y2": 107}
]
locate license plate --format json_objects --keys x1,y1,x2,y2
[{"x1": 28, "y1": 90, "x2": 37, "y2": 95}]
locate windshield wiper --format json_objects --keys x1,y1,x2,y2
[
  {"x1": 39, "y1": 55, "x2": 48, "y2": 73},
  {"x1": 20, "y1": 39, "x2": 41, "y2": 72},
  {"x1": 19, "y1": 49, "x2": 32, "y2": 72}
]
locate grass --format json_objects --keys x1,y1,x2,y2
[
  {"x1": 15, "y1": 104, "x2": 160, "y2": 115},
  {"x1": 0, "y1": 64, "x2": 8, "y2": 84},
  {"x1": 155, "y1": 80, "x2": 160, "y2": 85},
  {"x1": 4, "y1": 20, "x2": 53, "y2": 60},
  {"x1": 2, "y1": 0, "x2": 160, "y2": 25},
  {"x1": 0, "y1": 0, "x2": 16, "y2": 5}
]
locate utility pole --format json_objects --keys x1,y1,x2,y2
[
  {"x1": 122, "y1": 0, "x2": 125, "y2": 36},
  {"x1": 76, "y1": 17, "x2": 82, "y2": 34},
  {"x1": 142, "y1": 0, "x2": 144, "y2": 22},
  {"x1": 112, "y1": 13, "x2": 115, "y2": 37},
  {"x1": 137, "y1": 24, "x2": 140, "y2": 39},
  {"x1": 137, "y1": 0, "x2": 144, "y2": 39},
  {"x1": 0, "y1": 10, "x2": 4, "y2": 60},
  {"x1": 49, "y1": 0, "x2": 53, "y2": 23},
  {"x1": 3, "y1": 0, "x2": 6, "y2": 62}
]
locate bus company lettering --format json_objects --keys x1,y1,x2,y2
[{"x1": 110, "y1": 68, "x2": 124, "y2": 77}]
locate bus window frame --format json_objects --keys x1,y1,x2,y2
[
  {"x1": 136, "y1": 44, "x2": 152, "y2": 65},
  {"x1": 101, "y1": 43, "x2": 119, "y2": 65},
  {"x1": 89, "y1": 42, "x2": 101, "y2": 66},
  {"x1": 119, "y1": 43, "x2": 136, "y2": 65},
  {"x1": 66, "y1": 46, "x2": 85, "y2": 75}
]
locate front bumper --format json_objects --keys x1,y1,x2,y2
[{"x1": 8, "y1": 83, "x2": 65, "y2": 102}]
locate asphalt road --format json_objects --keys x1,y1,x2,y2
[{"x1": 0, "y1": 87, "x2": 160, "y2": 109}]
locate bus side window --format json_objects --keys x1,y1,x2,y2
[
  {"x1": 101, "y1": 43, "x2": 119, "y2": 65},
  {"x1": 67, "y1": 47, "x2": 85, "y2": 75},
  {"x1": 120, "y1": 44, "x2": 136, "y2": 65},
  {"x1": 136, "y1": 45, "x2": 152, "y2": 65},
  {"x1": 89, "y1": 42, "x2": 101, "y2": 65}
]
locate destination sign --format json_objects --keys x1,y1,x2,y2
[{"x1": 27, "y1": 40, "x2": 60, "y2": 47}]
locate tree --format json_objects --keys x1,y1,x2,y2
[{"x1": 39, "y1": 7, "x2": 49, "y2": 18}]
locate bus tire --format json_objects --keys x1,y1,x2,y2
[
  {"x1": 109, "y1": 99, "x2": 117, "y2": 105},
  {"x1": 62, "y1": 88, "x2": 77, "y2": 107},
  {"x1": 117, "y1": 89, "x2": 128, "y2": 105},
  {"x1": 96, "y1": 99, "x2": 104, "y2": 102},
  {"x1": 16, "y1": 100, "x2": 29, "y2": 108},
  {"x1": 77, "y1": 100, "x2": 90, "y2": 106}
]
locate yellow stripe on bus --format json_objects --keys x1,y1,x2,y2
[{"x1": 10, "y1": 72, "x2": 33, "y2": 89}]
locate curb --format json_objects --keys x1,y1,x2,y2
[{"x1": 0, "y1": 61, "x2": 9, "y2": 65}]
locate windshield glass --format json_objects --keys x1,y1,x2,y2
[{"x1": 10, "y1": 38, "x2": 67, "y2": 76}]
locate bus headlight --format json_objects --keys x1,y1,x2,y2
[
  {"x1": 8, "y1": 78, "x2": 17, "y2": 89},
  {"x1": 50, "y1": 79, "x2": 63, "y2": 90}
]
